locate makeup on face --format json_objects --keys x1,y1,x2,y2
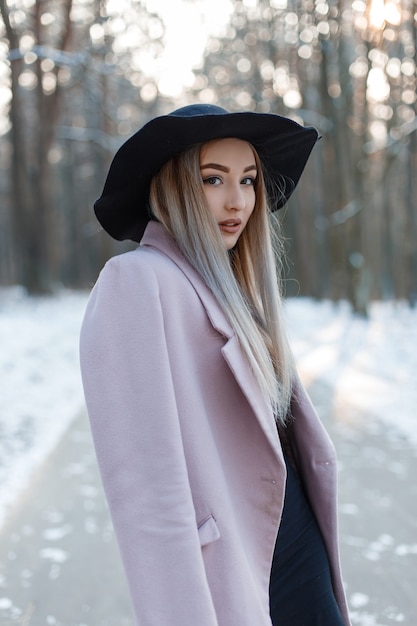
[{"x1": 200, "y1": 138, "x2": 257, "y2": 249}]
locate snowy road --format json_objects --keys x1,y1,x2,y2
[
  {"x1": 309, "y1": 378, "x2": 417, "y2": 626},
  {"x1": 0, "y1": 383, "x2": 416, "y2": 626},
  {"x1": 0, "y1": 289, "x2": 416, "y2": 624}
]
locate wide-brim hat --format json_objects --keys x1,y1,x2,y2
[{"x1": 94, "y1": 103, "x2": 319, "y2": 242}]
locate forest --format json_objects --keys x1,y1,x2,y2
[{"x1": 0, "y1": 0, "x2": 416, "y2": 314}]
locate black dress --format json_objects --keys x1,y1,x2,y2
[{"x1": 269, "y1": 455, "x2": 346, "y2": 626}]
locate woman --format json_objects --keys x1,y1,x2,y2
[{"x1": 80, "y1": 104, "x2": 350, "y2": 626}]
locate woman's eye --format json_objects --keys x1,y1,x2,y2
[
  {"x1": 242, "y1": 177, "x2": 255, "y2": 186},
  {"x1": 203, "y1": 176, "x2": 222, "y2": 186}
]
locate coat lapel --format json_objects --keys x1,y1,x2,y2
[
  {"x1": 141, "y1": 222, "x2": 283, "y2": 460},
  {"x1": 221, "y1": 336, "x2": 283, "y2": 458}
]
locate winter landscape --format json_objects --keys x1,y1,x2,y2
[{"x1": 0, "y1": 287, "x2": 416, "y2": 625}]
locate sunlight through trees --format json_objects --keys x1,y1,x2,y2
[{"x1": 0, "y1": 0, "x2": 415, "y2": 308}]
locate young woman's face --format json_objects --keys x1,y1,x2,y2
[{"x1": 199, "y1": 138, "x2": 257, "y2": 250}]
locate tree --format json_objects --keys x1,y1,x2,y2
[
  {"x1": 0, "y1": 0, "x2": 165, "y2": 292},
  {"x1": 192, "y1": 0, "x2": 417, "y2": 308},
  {"x1": 0, "y1": 0, "x2": 75, "y2": 293}
]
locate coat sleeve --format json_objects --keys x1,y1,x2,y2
[{"x1": 79, "y1": 253, "x2": 219, "y2": 626}]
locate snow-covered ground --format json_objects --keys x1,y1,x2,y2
[
  {"x1": 0, "y1": 287, "x2": 88, "y2": 529},
  {"x1": 284, "y1": 297, "x2": 417, "y2": 445},
  {"x1": 0, "y1": 287, "x2": 416, "y2": 530}
]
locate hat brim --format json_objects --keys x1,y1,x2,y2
[{"x1": 94, "y1": 110, "x2": 319, "y2": 242}]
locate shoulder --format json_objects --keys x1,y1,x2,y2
[
  {"x1": 101, "y1": 246, "x2": 171, "y2": 274},
  {"x1": 91, "y1": 246, "x2": 203, "y2": 319},
  {"x1": 97, "y1": 246, "x2": 188, "y2": 292},
  {"x1": 82, "y1": 248, "x2": 177, "y2": 337},
  {"x1": 82, "y1": 242, "x2": 215, "y2": 347}
]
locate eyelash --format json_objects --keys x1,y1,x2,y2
[
  {"x1": 202, "y1": 176, "x2": 256, "y2": 186},
  {"x1": 202, "y1": 176, "x2": 221, "y2": 186}
]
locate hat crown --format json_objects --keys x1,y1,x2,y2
[{"x1": 169, "y1": 104, "x2": 228, "y2": 118}]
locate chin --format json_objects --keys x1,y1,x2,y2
[{"x1": 223, "y1": 236, "x2": 239, "y2": 250}]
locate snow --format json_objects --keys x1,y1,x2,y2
[
  {"x1": 284, "y1": 298, "x2": 417, "y2": 444},
  {"x1": 0, "y1": 287, "x2": 88, "y2": 529},
  {"x1": 0, "y1": 287, "x2": 416, "y2": 530}
]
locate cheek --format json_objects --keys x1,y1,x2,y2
[
  {"x1": 201, "y1": 187, "x2": 210, "y2": 207},
  {"x1": 247, "y1": 191, "x2": 256, "y2": 215},
  {"x1": 203, "y1": 188, "x2": 220, "y2": 215}
]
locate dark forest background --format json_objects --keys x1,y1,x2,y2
[{"x1": 0, "y1": 0, "x2": 416, "y2": 315}]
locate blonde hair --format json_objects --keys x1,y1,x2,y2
[{"x1": 149, "y1": 143, "x2": 295, "y2": 423}]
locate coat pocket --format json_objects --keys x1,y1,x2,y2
[{"x1": 197, "y1": 515, "x2": 221, "y2": 548}]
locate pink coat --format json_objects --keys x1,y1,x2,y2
[{"x1": 80, "y1": 221, "x2": 350, "y2": 626}]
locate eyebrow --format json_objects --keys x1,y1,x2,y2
[{"x1": 200, "y1": 163, "x2": 257, "y2": 173}]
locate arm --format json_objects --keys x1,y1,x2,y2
[{"x1": 80, "y1": 253, "x2": 218, "y2": 626}]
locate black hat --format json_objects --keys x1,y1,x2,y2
[{"x1": 94, "y1": 103, "x2": 319, "y2": 242}]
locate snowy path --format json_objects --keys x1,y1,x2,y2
[
  {"x1": 0, "y1": 287, "x2": 416, "y2": 625},
  {"x1": 1, "y1": 287, "x2": 416, "y2": 529},
  {"x1": 284, "y1": 298, "x2": 417, "y2": 446},
  {"x1": 0, "y1": 288, "x2": 88, "y2": 529},
  {"x1": 0, "y1": 393, "x2": 416, "y2": 626}
]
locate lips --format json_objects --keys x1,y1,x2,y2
[{"x1": 219, "y1": 219, "x2": 241, "y2": 233}]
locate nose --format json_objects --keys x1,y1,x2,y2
[{"x1": 225, "y1": 182, "x2": 245, "y2": 211}]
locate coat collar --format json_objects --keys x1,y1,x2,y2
[{"x1": 140, "y1": 221, "x2": 282, "y2": 459}]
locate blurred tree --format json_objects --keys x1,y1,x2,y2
[
  {"x1": 0, "y1": 0, "x2": 74, "y2": 293},
  {"x1": 0, "y1": 0, "x2": 165, "y2": 292},
  {"x1": 192, "y1": 0, "x2": 417, "y2": 310},
  {"x1": 0, "y1": 0, "x2": 415, "y2": 304}
]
